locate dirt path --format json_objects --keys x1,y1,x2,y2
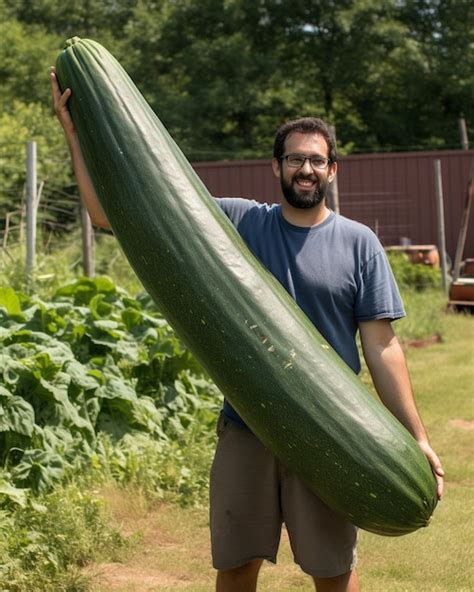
[
  {"x1": 86, "y1": 486, "x2": 309, "y2": 592},
  {"x1": 85, "y1": 487, "x2": 214, "y2": 591}
]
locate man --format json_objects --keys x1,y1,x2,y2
[{"x1": 51, "y1": 70, "x2": 444, "y2": 592}]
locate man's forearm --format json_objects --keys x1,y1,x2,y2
[
  {"x1": 359, "y1": 320, "x2": 429, "y2": 443},
  {"x1": 67, "y1": 133, "x2": 111, "y2": 229},
  {"x1": 363, "y1": 336, "x2": 428, "y2": 442},
  {"x1": 360, "y1": 319, "x2": 445, "y2": 498}
]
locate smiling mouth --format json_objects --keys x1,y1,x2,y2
[{"x1": 295, "y1": 176, "x2": 317, "y2": 190}]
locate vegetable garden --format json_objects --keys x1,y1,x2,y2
[
  {"x1": 0, "y1": 268, "x2": 223, "y2": 590},
  {"x1": 1, "y1": 238, "x2": 472, "y2": 590},
  {"x1": 0, "y1": 274, "x2": 221, "y2": 499}
]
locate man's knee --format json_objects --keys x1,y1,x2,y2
[
  {"x1": 312, "y1": 568, "x2": 359, "y2": 592},
  {"x1": 216, "y1": 559, "x2": 263, "y2": 591}
]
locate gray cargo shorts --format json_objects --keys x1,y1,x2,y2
[{"x1": 210, "y1": 413, "x2": 358, "y2": 578}]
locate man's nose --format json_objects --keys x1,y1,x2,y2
[{"x1": 300, "y1": 158, "x2": 314, "y2": 174}]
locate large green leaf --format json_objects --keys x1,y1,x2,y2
[
  {"x1": 11, "y1": 449, "x2": 68, "y2": 492},
  {"x1": 0, "y1": 386, "x2": 35, "y2": 436},
  {"x1": 100, "y1": 377, "x2": 137, "y2": 402},
  {"x1": 0, "y1": 287, "x2": 25, "y2": 322},
  {"x1": 0, "y1": 476, "x2": 29, "y2": 507},
  {"x1": 64, "y1": 359, "x2": 102, "y2": 391}
]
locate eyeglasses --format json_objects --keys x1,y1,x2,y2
[{"x1": 281, "y1": 153, "x2": 332, "y2": 170}]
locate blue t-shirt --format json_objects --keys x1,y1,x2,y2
[{"x1": 216, "y1": 198, "x2": 405, "y2": 426}]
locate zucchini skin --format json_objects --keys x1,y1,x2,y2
[{"x1": 56, "y1": 37, "x2": 438, "y2": 536}]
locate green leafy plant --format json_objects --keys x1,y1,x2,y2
[
  {"x1": 387, "y1": 252, "x2": 442, "y2": 291},
  {"x1": 0, "y1": 482, "x2": 125, "y2": 591},
  {"x1": 0, "y1": 277, "x2": 221, "y2": 500}
]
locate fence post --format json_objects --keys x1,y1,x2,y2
[
  {"x1": 81, "y1": 202, "x2": 95, "y2": 277},
  {"x1": 25, "y1": 141, "x2": 37, "y2": 280},
  {"x1": 434, "y1": 159, "x2": 449, "y2": 294},
  {"x1": 458, "y1": 117, "x2": 469, "y2": 150}
]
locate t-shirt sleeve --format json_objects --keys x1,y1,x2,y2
[
  {"x1": 355, "y1": 250, "x2": 406, "y2": 322},
  {"x1": 215, "y1": 197, "x2": 261, "y2": 227}
]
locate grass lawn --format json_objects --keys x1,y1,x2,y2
[{"x1": 89, "y1": 310, "x2": 474, "y2": 591}]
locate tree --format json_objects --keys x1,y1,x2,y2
[
  {"x1": 398, "y1": 0, "x2": 474, "y2": 148},
  {"x1": 4, "y1": 0, "x2": 137, "y2": 39},
  {"x1": 0, "y1": 19, "x2": 62, "y2": 113},
  {"x1": 121, "y1": 0, "x2": 294, "y2": 159},
  {"x1": 0, "y1": 102, "x2": 73, "y2": 217},
  {"x1": 2, "y1": 0, "x2": 472, "y2": 165}
]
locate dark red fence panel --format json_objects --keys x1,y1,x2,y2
[
  {"x1": 337, "y1": 151, "x2": 474, "y2": 262},
  {"x1": 193, "y1": 150, "x2": 474, "y2": 260},
  {"x1": 194, "y1": 159, "x2": 281, "y2": 204}
]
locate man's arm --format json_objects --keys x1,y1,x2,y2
[
  {"x1": 359, "y1": 318, "x2": 444, "y2": 499},
  {"x1": 50, "y1": 67, "x2": 110, "y2": 230}
]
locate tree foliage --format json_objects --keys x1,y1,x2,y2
[
  {"x1": 0, "y1": 102, "x2": 71, "y2": 216},
  {"x1": 0, "y1": 0, "x2": 472, "y2": 189}
]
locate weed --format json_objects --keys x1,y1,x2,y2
[
  {"x1": 387, "y1": 252, "x2": 443, "y2": 292},
  {"x1": 0, "y1": 483, "x2": 126, "y2": 591}
]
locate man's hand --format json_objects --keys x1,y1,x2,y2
[
  {"x1": 417, "y1": 439, "x2": 445, "y2": 500},
  {"x1": 50, "y1": 66, "x2": 75, "y2": 137}
]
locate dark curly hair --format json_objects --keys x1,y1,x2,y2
[{"x1": 273, "y1": 117, "x2": 337, "y2": 163}]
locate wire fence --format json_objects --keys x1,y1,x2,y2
[
  {"x1": 0, "y1": 139, "x2": 93, "y2": 278},
  {"x1": 0, "y1": 184, "x2": 81, "y2": 249}
]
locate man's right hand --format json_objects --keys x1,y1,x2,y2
[{"x1": 50, "y1": 66, "x2": 75, "y2": 138}]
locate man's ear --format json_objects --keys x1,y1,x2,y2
[
  {"x1": 272, "y1": 157, "x2": 281, "y2": 178},
  {"x1": 328, "y1": 161, "x2": 337, "y2": 183}
]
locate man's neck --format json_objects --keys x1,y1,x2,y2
[{"x1": 280, "y1": 200, "x2": 331, "y2": 228}]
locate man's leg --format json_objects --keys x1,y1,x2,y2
[
  {"x1": 313, "y1": 568, "x2": 359, "y2": 592},
  {"x1": 216, "y1": 559, "x2": 264, "y2": 592},
  {"x1": 281, "y1": 469, "x2": 358, "y2": 586},
  {"x1": 210, "y1": 415, "x2": 282, "y2": 581}
]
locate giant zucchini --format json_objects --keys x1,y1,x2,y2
[{"x1": 56, "y1": 37, "x2": 438, "y2": 535}]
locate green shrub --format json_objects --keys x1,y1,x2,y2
[
  {"x1": 387, "y1": 252, "x2": 442, "y2": 291},
  {"x1": 0, "y1": 483, "x2": 125, "y2": 591},
  {"x1": 0, "y1": 277, "x2": 221, "y2": 496},
  {"x1": 386, "y1": 253, "x2": 449, "y2": 342},
  {"x1": 91, "y1": 427, "x2": 216, "y2": 507},
  {"x1": 0, "y1": 274, "x2": 219, "y2": 589}
]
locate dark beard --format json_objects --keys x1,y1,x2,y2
[{"x1": 280, "y1": 173, "x2": 328, "y2": 209}]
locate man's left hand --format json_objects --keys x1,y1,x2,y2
[{"x1": 417, "y1": 440, "x2": 444, "y2": 499}]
